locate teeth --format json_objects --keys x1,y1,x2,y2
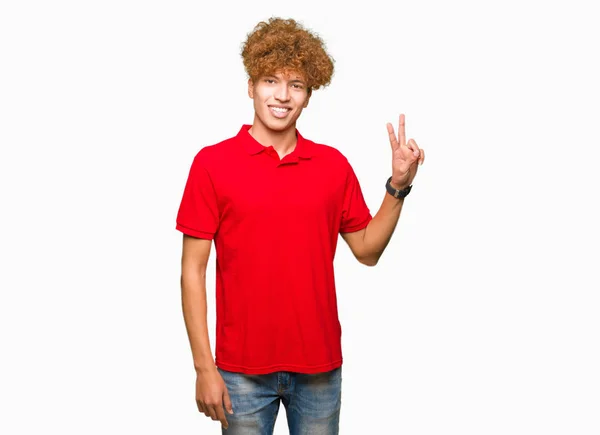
[{"x1": 271, "y1": 107, "x2": 289, "y2": 113}]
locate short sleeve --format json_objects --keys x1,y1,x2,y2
[
  {"x1": 340, "y1": 160, "x2": 372, "y2": 233},
  {"x1": 175, "y1": 151, "x2": 219, "y2": 239}
]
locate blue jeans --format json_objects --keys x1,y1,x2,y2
[{"x1": 217, "y1": 366, "x2": 342, "y2": 435}]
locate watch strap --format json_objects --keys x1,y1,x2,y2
[{"x1": 386, "y1": 176, "x2": 412, "y2": 198}]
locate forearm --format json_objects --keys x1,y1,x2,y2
[
  {"x1": 181, "y1": 267, "x2": 215, "y2": 372},
  {"x1": 361, "y1": 191, "x2": 405, "y2": 265},
  {"x1": 357, "y1": 111, "x2": 424, "y2": 265}
]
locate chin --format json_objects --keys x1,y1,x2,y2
[
  {"x1": 259, "y1": 115, "x2": 296, "y2": 132},
  {"x1": 268, "y1": 121, "x2": 293, "y2": 131}
]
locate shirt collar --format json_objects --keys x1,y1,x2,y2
[{"x1": 237, "y1": 124, "x2": 313, "y2": 160}]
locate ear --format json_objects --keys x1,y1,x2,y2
[{"x1": 248, "y1": 79, "x2": 254, "y2": 99}]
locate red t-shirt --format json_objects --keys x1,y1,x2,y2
[{"x1": 176, "y1": 125, "x2": 372, "y2": 374}]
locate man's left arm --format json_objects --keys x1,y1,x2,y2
[{"x1": 341, "y1": 113, "x2": 425, "y2": 266}]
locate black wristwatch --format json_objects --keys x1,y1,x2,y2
[{"x1": 385, "y1": 176, "x2": 412, "y2": 199}]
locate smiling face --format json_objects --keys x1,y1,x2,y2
[{"x1": 248, "y1": 70, "x2": 312, "y2": 133}]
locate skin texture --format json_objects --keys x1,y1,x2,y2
[
  {"x1": 180, "y1": 236, "x2": 233, "y2": 429},
  {"x1": 247, "y1": 71, "x2": 311, "y2": 157}
]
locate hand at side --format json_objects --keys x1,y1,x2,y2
[{"x1": 195, "y1": 367, "x2": 234, "y2": 430}]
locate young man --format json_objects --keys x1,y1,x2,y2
[{"x1": 176, "y1": 17, "x2": 424, "y2": 435}]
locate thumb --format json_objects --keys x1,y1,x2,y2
[{"x1": 223, "y1": 389, "x2": 234, "y2": 414}]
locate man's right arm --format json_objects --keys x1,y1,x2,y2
[
  {"x1": 180, "y1": 234, "x2": 233, "y2": 428},
  {"x1": 180, "y1": 234, "x2": 215, "y2": 371}
]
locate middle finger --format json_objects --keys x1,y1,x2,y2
[
  {"x1": 399, "y1": 114, "x2": 406, "y2": 147},
  {"x1": 207, "y1": 406, "x2": 218, "y2": 421},
  {"x1": 215, "y1": 405, "x2": 229, "y2": 429}
]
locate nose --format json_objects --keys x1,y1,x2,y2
[{"x1": 274, "y1": 83, "x2": 290, "y2": 102}]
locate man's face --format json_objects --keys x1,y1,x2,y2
[{"x1": 248, "y1": 70, "x2": 311, "y2": 132}]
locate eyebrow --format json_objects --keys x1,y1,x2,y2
[{"x1": 265, "y1": 75, "x2": 306, "y2": 85}]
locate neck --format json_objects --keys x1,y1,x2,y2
[{"x1": 248, "y1": 115, "x2": 297, "y2": 156}]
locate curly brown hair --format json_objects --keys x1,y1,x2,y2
[{"x1": 241, "y1": 17, "x2": 334, "y2": 91}]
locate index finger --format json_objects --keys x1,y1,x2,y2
[
  {"x1": 214, "y1": 404, "x2": 229, "y2": 429},
  {"x1": 399, "y1": 113, "x2": 406, "y2": 147}
]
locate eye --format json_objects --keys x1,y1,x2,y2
[
  {"x1": 265, "y1": 79, "x2": 276, "y2": 84},
  {"x1": 292, "y1": 84, "x2": 304, "y2": 89}
]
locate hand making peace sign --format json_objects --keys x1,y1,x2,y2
[{"x1": 387, "y1": 113, "x2": 425, "y2": 190}]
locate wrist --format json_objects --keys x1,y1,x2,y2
[
  {"x1": 386, "y1": 176, "x2": 412, "y2": 199},
  {"x1": 194, "y1": 360, "x2": 216, "y2": 373},
  {"x1": 390, "y1": 179, "x2": 410, "y2": 191}
]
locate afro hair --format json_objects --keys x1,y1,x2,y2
[{"x1": 241, "y1": 17, "x2": 335, "y2": 90}]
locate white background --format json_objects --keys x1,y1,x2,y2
[{"x1": 1, "y1": 0, "x2": 599, "y2": 434}]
